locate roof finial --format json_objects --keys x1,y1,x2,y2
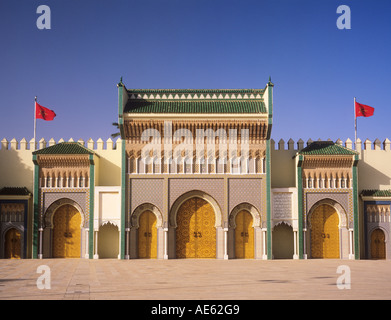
[
  {"x1": 117, "y1": 76, "x2": 124, "y2": 87},
  {"x1": 268, "y1": 76, "x2": 274, "y2": 87}
]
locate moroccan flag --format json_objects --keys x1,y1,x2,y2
[
  {"x1": 355, "y1": 101, "x2": 374, "y2": 118},
  {"x1": 35, "y1": 102, "x2": 56, "y2": 121}
]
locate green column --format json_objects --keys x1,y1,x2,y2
[
  {"x1": 89, "y1": 154, "x2": 95, "y2": 259},
  {"x1": 120, "y1": 139, "x2": 126, "y2": 259},
  {"x1": 118, "y1": 79, "x2": 126, "y2": 259},
  {"x1": 353, "y1": 154, "x2": 359, "y2": 259},
  {"x1": 297, "y1": 155, "x2": 304, "y2": 259},
  {"x1": 266, "y1": 140, "x2": 272, "y2": 259},
  {"x1": 265, "y1": 78, "x2": 273, "y2": 259},
  {"x1": 32, "y1": 155, "x2": 39, "y2": 259}
]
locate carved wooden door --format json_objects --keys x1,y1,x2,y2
[
  {"x1": 176, "y1": 197, "x2": 216, "y2": 258},
  {"x1": 5, "y1": 228, "x2": 21, "y2": 259},
  {"x1": 311, "y1": 204, "x2": 340, "y2": 259},
  {"x1": 235, "y1": 210, "x2": 254, "y2": 259},
  {"x1": 138, "y1": 210, "x2": 157, "y2": 259},
  {"x1": 371, "y1": 229, "x2": 386, "y2": 259},
  {"x1": 53, "y1": 205, "x2": 81, "y2": 258}
]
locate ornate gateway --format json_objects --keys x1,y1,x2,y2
[{"x1": 176, "y1": 198, "x2": 216, "y2": 259}]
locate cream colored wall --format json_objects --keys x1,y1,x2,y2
[
  {"x1": 94, "y1": 139, "x2": 122, "y2": 186},
  {"x1": 356, "y1": 138, "x2": 391, "y2": 192},
  {"x1": 271, "y1": 139, "x2": 297, "y2": 188},
  {"x1": 95, "y1": 187, "x2": 121, "y2": 223},
  {"x1": 270, "y1": 138, "x2": 391, "y2": 192},
  {"x1": 1, "y1": 137, "x2": 391, "y2": 194},
  {"x1": 0, "y1": 138, "x2": 122, "y2": 190},
  {"x1": 0, "y1": 139, "x2": 35, "y2": 191}
]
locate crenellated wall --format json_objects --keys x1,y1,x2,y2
[
  {"x1": 271, "y1": 138, "x2": 391, "y2": 192},
  {"x1": 1, "y1": 137, "x2": 391, "y2": 193},
  {"x1": 0, "y1": 138, "x2": 123, "y2": 190}
]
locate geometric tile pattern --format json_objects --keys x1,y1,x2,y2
[
  {"x1": 40, "y1": 188, "x2": 89, "y2": 227},
  {"x1": 169, "y1": 178, "x2": 224, "y2": 217},
  {"x1": 304, "y1": 188, "x2": 353, "y2": 228},
  {"x1": 130, "y1": 179, "x2": 164, "y2": 216},
  {"x1": 228, "y1": 178, "x2": 263, "y2": 222}
]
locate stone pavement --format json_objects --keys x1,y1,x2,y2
[{"x1": 0, "y1": 258, "x2": 390, "y2": 300}]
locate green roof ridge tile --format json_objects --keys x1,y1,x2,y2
[
  {"x1": 299, "y1": 141, "x2": 358, "y2": 155},
  {"x1": 124, "y1": 100, "x2": 267, "y2": 114},
  {"x1": 361, "y1": 189, "x2": 391, "y2": 197},
  {"x1": 0, "y1": 187, "x2": 32, "y2": 196},
  {"x1": 33, "y1": 142, "x2": 94, "y2": 155},
  {"x1": 127, "y1": 88, "x2": 265, "y2": 94}
]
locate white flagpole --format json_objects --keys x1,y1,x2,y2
[
  {"x1": 354, "y1": 97, "x2": 357, "y2": 150},
  {"x1": 34, "y1": 96, "x2": 37, "y2": 149}
]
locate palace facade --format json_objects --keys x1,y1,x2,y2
[{"x1": 1, "y1": 78, "x2": 390, "y2": 260}]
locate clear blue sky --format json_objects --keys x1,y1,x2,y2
[{"x1": 1, "y1": 0, "x2": 390, "y2": 147}]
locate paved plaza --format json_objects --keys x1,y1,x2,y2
[{"x1": 0, "y1": 259, "x2": 390, "y2": 300}]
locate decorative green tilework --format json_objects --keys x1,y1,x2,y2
[
  {"x1": 33, "y1": 142, "x2": 94, "y2": 155},
  {"x1": 299, "y1": 141, "x2": 358, "y2": 155}
]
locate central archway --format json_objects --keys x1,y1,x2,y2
[{"x1": 176, "y1": 197, "x2": 216, "y2": 259}]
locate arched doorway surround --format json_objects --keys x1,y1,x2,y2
[
  {"x1": 306, "y1": 199, "x2": 349, "y2": 259},
  {"x1": 169, "y1": 190, "x2": 222, "y2": 259},
  {"x1": 129, "y1": 203, "x2": 163, "y2": 259},
  {"x1": 228, "y1": 203, "x2": 264, "y2": 259},
  {"x1": 42, "y1": 198, "x2": 86, "y2": 258}
]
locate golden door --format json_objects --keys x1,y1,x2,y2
[
  {"x1": 235, "y1": 210, "x2": 254, "y2": 259},
  {"x1": 176, "y1": 197, "x2": 216, "y2": 259},
  {"x1": 138, "y1": 210, "x2": 157, "y2": 259},
  {"x1": 311, "y1": 204, "x2": 340, "y2": 259},
  {"x1": 53, "y1": 205, "x2": 81, "y2": 258},
  {"x1": 5, "y1": 228, "x2": 21, "y2": 259},
  {"x1": 371, "y1": 229, "x2": 386, "y2": 259}
]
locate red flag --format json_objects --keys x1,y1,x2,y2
[
  {"x1": 35, "y1": 102, "x2": 56, "y2": 121},
  {"x1": 355, "y1": 101, "x2": 374, "y2": 118}
]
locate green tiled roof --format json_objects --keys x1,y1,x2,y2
[
  {"x1": 0, "y1": 187, "x2": 31, "y2": 196},
  {"x1": 299, "y1": 141, "x2": 358, "y2": 155},
  {"x1": 124, "y1": 100, "x2": 266, "y2": 114},
  {"x1": 33, "y1": 142, "x2": 94, "y2": 155},
  {"x1": 127, "y1": 88, "x2": 265, "y2": 95},
  {"x1": 361, "y1": 190, "x2": 391, "y2": 197},
  {"x1": 124, "y1": 89, "x2": 266, "y2": 114}
]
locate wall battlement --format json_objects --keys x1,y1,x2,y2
[
  {"x1": 2, "y1": 137, "x2": 391, "y2": 152},
  {"x1": 270, "y1": 138, "x2": 391, "y2": 152},
  {"x1": 0, "y1": 137, "x2": 122, "y2": 151},
  {"x1": 0, "y1": 138, "x2": 122, "y2": 189}
]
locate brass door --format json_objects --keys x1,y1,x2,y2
[
  {"x1": 5, "y1": 228, "x2": 21, "y2": 259},
  {"x1": 176, "y1": 197, "x2": 216, "y2": 258},
  {"x1": 53, "y1": 205, "x2": 81, "y2": 258},
  {"x1": 138, "y1": 210, "x2": 157, "y2": 259},
  {"x1": 371, "y1": 229, "x2": 386, "y2": 259},
  {"x1": 235, "y1": 210, "x2": 254, "y2": 259},
  {"x1": 311, "y1": 204, "x2": 340, "y2": 259}
]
